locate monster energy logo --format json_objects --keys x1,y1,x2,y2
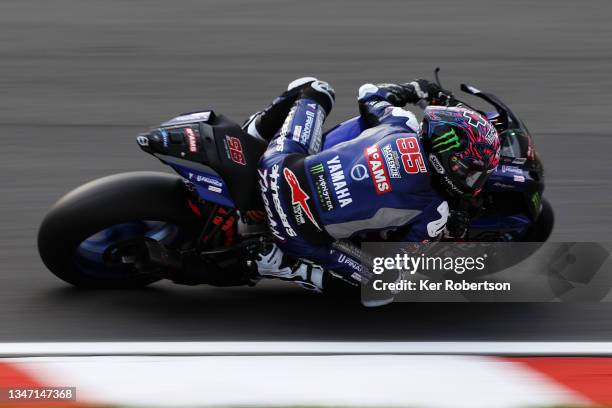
[
  {"x1": 531, "y1": 191, "x2": 541, "y2": 210},
  {"x1": 309, "y1": 162, "x2": 325, "y2": 175},
  {"x1": 432, "y1": 129, "x2": 461, "y2": 153}
]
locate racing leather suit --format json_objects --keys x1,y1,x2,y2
[{"x1": 255, "y1": 81, "x2": 450, "y2": 291}]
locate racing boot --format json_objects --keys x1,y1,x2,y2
[
  {"x1": 244, "y1": 77, "x2": 335, "y2": 141},
  {"x1": 253, "y1": 243, "x2": 324, "y2": 292}
]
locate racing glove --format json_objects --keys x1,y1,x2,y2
[
  {"x1": 371, "y1": 83, "x2": 413, "y2": 106},
  {"x1": 401, "y1": 79, "x2": 447, "y2": 106},
  {"x1": 444, "y1": 209, "x2": 470, "y2": 239}
]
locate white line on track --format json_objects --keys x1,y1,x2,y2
[{"x1": 1, "y1": 341, "x2": 612, "y2": 356}]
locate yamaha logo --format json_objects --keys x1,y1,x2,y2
[{"x1": 350, "y1": 164, "x2": 369, "y2": 181}]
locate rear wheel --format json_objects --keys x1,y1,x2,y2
[{"x1": 38, "y1": 172, "x2": 200, "y2": 288}]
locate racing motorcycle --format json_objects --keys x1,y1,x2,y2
[{"x1": 38, "y1": 71, "x2": 554, "y2": 288}]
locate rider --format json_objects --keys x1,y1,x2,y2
[{"x1": 245, "y1": 77, "x2": 500, "y2": 296}]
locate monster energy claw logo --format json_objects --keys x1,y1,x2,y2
[
  {"x1": 310, "y1": 162, "x2": 325, "y2": 175},
  {"x1": 431, "y1": 128, "x2": 461, "y2": 153}
]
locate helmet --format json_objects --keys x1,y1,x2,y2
[{"x1": 421, "y1": 106, "x2": 500, "y2": 198}]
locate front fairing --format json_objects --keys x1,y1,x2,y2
[{"x1": 484, "y1": 127, "x2": 544, "y2": 220}]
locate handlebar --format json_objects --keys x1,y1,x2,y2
[{"x1": 422, "y1": 67, "x2": 520, "y2": 132}]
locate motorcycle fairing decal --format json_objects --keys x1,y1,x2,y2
[
  {"x1": 184, "y1": 127, "x2": 198, "y2": 153},
  {"x1": 168, "y1": 161, "x2": 236, "y2": 208},
  {"x1": 224, "y1": 135, "x2": 247, "y2": 166},
  {"x1": 486, "y1": 164, "x2": 533, "y2": 193},
  {"x1": 283, "y1": 167, "x2": 321, "y2": 230}
]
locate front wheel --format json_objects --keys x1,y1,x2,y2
[
  {"x1": 38, "y1": 172, "x2": 201, "y2": 288},
  {"x1": 524, "y1": 197, "x2": 554, "y2": 242}
]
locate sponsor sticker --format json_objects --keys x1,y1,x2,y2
[
  {"x1": 337, "y1": 253, "x2": 363, "y2": 274},
  {"x1": 186, "y1": 172, "x2": 225, "y2": 193},
  {"x1": 381, "y1": 144, "x2": 402, "y2": 178},
  {"x1": 364, "y1": 144, "x2": 392, "y2": 194},
  {"x1": 309, "y1": 108, "x2": 324, "y2": 154},
  {"x1": 193, "y1": 174, "x2": 223, "y2": 187},
  {"x1": 258, "y1": 168, "x2": 283, "y2": 241},
  {"x1": 184, "y1": 128, "x2": 198, "y2": 153},
  {"x1": 513, "y1": 175, "x2": 525, "y2": 182},
  {"x1": 428, "y1": 154, "x2": 445, "y2": 174},
  {"x1": 350, "y1": 164, "x2": 369, "y2": 181},
  {"x1": 292, "y1": 125, "x2": 302, "y2": 142},
  {"x1": 300, "y1": 108, "x2": 316, "y2": 146},
  {"x1": 309, "y1": 162, "x2": 335, "y2": 212},
  {"x1": 283, "y1": 168, "x2": 321, "y2": 230},
  {"x1": 159, "y1": 129, "x2": 169, "y2": 148},
  {"x1": 326, "y1": 155, "x2": 353, "y2": 207},
  {"x1": 258, "y1": 165, "x2": 297, "y2": 241},
  {"x1": 501, "y1": 165, "x2": 523, "y2": 175},
  {"x1": 485, "y1": 127, "x2": 498, "y2": 145},
  {"x1": 225, "y1": 135, "x2": 246, "y2": 165}
]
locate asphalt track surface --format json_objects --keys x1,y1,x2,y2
[{"x1": 1, "y1": 0, "x2": 611, "y2": 342}]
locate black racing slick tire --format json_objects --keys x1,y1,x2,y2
[{"x1": 37, "y1": 171, "x2": 200, "y2": 288}]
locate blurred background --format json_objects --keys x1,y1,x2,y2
[{"x1": 0, "y1": 0, "x2": 611, "y2": 342}]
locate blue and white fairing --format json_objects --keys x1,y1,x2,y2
[{"x1": 165, "y1": 159, "x2": 236, "y2": 208}]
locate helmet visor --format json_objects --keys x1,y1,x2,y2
[{"x1": 451, "y1": 156, "x2": 492, "y2": 191}]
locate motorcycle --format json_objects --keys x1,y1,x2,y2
[{"x1": 38, "y1": 72, "x2": 554, "y2": 288}]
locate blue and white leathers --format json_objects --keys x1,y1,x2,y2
[{"x1": 257, "y1": 83, "x2": 449, "y2": 288}]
